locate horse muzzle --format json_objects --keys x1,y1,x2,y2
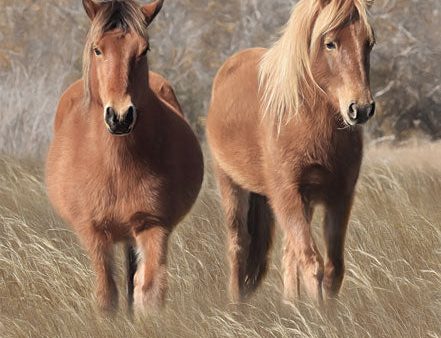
[
  {"x1": 346, "y1": 102, "x2": 375, "y2": 125},
  {"x1": 105, "y1": 105, "x2": 137, "y2": 136}
]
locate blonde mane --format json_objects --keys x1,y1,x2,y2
[
  {"x1": 82, "y1": 0, "x2": 148, "y2": 106},
  {"x1": 258, "y1": 0, "x2": 374, "y2": 128}
]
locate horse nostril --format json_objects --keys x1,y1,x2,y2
[
  {"x1": 348, "y1": 103, "x2": 358, "y2": 120},
  {"x1": 367, "y1": 102, "x2": 376, "y2": 118},
  {"x1": 106, "y1": 107, "x2": 113, "y2": 118},
  {"x1": 105, "y1": 106, "x2": 136, "y2": 135},
  {"x1": 106, "y1": 107, "x2": 118, "y2": 125},
  {"x1": 125, "y1": 106, "x2": 135, "y2": 126}
]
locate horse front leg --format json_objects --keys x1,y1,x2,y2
[
  {"x1": 131, "y1": 215, "x2": 170, "y2": 312},
  {"x1": 271, "y1": 190, "x2": 324, "y2": 305},
  {"x1": 80, "y1": 225, "x2": 118, "y2": 313},
  {"x1": 323, "y1": 194, "x2": 354, "y2": 299}
]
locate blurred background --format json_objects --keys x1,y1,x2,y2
[{"x1": 0, "y1": 0, "x2": 440, "y2": 158}]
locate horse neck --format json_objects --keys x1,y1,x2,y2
[
  {"x1": 275, "y1": 98, "x2": 359, "y2": 160},
  {"x1": 300, "y1": 100, "x2": 341, "y2": 134},
  {"x1": 303, "y1": 99, "x2": 362, "y2": 159},
  {"x1": 296, "y1": 99, "x2": 338, "y2": 137},
  {"x1": 89, "y1": 87, "x2": 161, "y2": 167}
]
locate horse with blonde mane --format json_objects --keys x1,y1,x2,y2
[
  {"x1": 207, "y1": 0, "x2": 376, "y2": 304},
  {"x1": 46, "y1": 0, "x2": 203, "y2": 313}
]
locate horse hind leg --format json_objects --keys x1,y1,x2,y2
[
  {"x1": 131, "y1": 218, "x2": 170, "y2": 312},
  {"x1": 126, "y1": 241, "x2": 138, "y2": 315},
  {"x1": 244, "y1": 193, "x2": 274, "y2": 294},
  {"x1": 214, "y1": 164, "x2": 252, "y2": 302}
]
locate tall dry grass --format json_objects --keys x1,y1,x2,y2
[{"x1": 1, "y1": 144, "x2": 440, "y2": 337}]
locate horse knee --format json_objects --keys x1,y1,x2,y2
[
  {"x1": 131, "y1": 235, "x2": 168, "y2": 313},
  {"x1": 282, "y1": 262, "x2": 300, "y2": 301},
  {"x1": 228, "y1": 225, "x2": 251, "y2": 255},
  {"x1": 134, "y1": 265, "x2": 168, "y2": 312},
  {"x1": 83, "y1": 230, "x2": 118, "y2": 313}
]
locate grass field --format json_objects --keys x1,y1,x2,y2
[
  {"x1": 0, "y1": 0, "x2": 440, "y2": 336},
  {"x1": 1, "y1": 144, "x2": 441, "y2": 337}
]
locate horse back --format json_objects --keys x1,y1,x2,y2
[
  {"x1": 53, "y1": 80, "x2": 84, "y2": 133},
  {"x1": 149, "y1": 72, "x2": 184, "y2": 117}
]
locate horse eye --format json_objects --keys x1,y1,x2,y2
[
  {"x1": 325, "y1": 42, "x2": 337, "y2": 50},
  {"x1": 140, "y1": 46, "x2": 150, "y2": 57},
  {"x1": 93, "y1": 48, "x2": 102, "y2": 56}
]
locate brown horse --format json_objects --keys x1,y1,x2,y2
[
  {"x1": 46, "y1": 0, "x2": 203, "y2": 313},
  {"x1": 207, "y1": 0, "x2": 375, "y2": 305}
]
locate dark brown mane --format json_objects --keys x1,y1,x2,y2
[{"x1": 99, "y1": 0, "x2": 147, "y2": 33}]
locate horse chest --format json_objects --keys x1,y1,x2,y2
[
  {"x1": 77, "y1": 162, "x2": 166, "y2": 223},
  {"x1": 297, "y1": 144, "x2": 362, "y2": 202},
  {"x1": 298, "y1": 164, "x2": 335, "y2": 201}
]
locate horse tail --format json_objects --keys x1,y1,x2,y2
[
  {"x1": 126, "y1": 242, "x2": 138, "y2": 314},
  {"x1": 244, "y1": 192, "x2": 274, "y2": 294}
]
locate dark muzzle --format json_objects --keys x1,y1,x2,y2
[
  {"x1": 105, "y1": 106, "x2": 136, "y2": 135},
  {"x1": 348, "y1": 102, "x2": 375, "y2": 125}
]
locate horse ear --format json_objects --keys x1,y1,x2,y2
[
  {"x1": 141, "y1": 0, "x2": 164, "y2": 25},
  {"x1": 82, "y1": 0, "x2": 100, "y2": 20}
]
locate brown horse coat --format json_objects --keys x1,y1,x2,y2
[
  {"x1": 48, "y1": 73, "x2": 202, "y2": 234},
  {"x1": 207, "y1": 0, "x2": 375, "y2": 304},
  {"x1": 46, "y1": 0, "x2": 203, "y2": 313}
]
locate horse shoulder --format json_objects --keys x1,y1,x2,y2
[
  {"x1": 53, "y1": 80, "x2": 84, "y2": 132},
  {"x1": 149, "y1": 72, "x2": 183, "y2": 117}
]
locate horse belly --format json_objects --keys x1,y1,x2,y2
[{"x1": 214, "y1": 141, "x2": 266, "y2": 194}]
